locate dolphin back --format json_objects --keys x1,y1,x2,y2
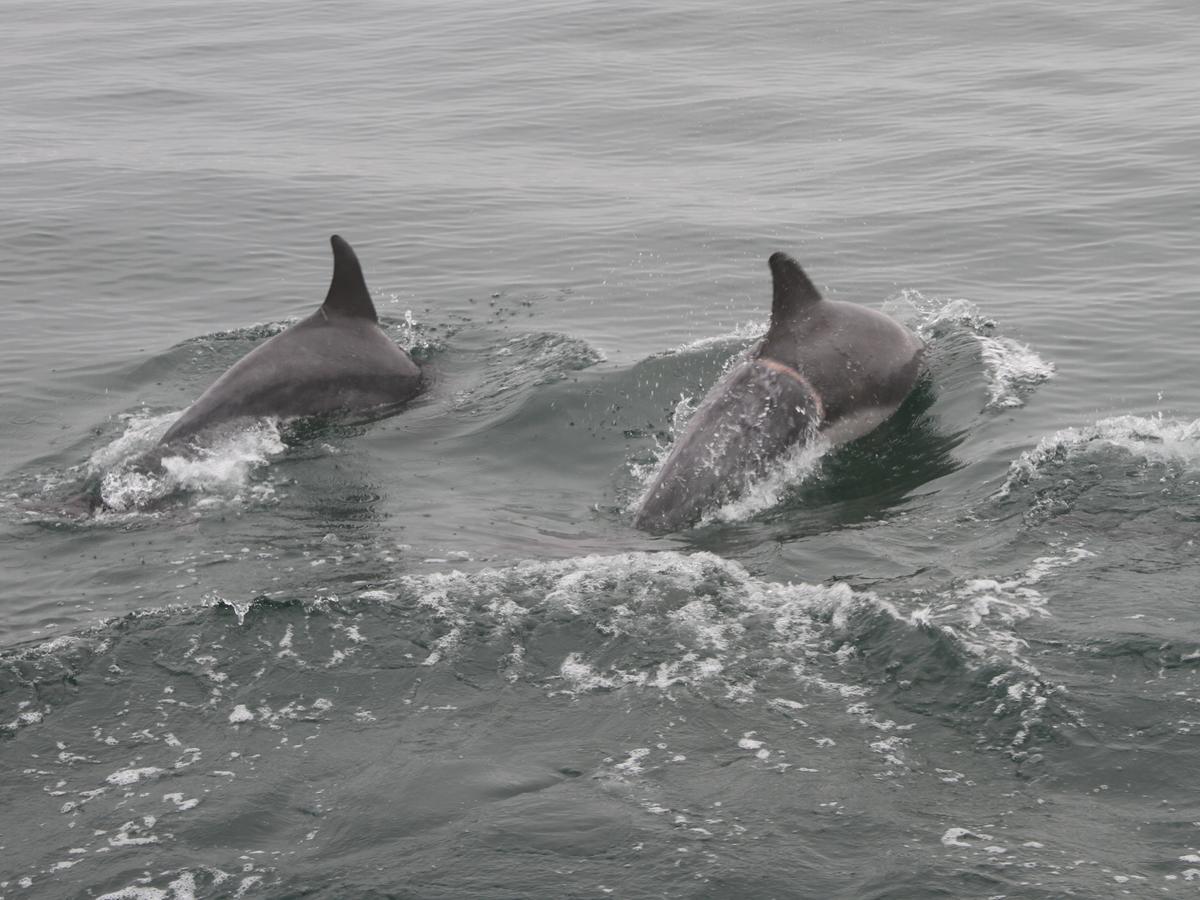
[
  {"x1": 158, "y1": 236, "x2": 422, "y2": 448},
  {"x1": 634, "y1": 358, "x2": 821, "y2": 532},
  {"x1": 633, "y1": 250, "x2": 925, "y2": 533},
  {"x1": 759, "y1": 253, "x2": 923, "y2": 434}
]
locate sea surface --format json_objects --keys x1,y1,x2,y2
[{"x1": 2, "y1": 1, "x2": 1199, "y2": 897}]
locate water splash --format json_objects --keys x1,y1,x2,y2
[
  {"x1": 977, "y1": 334, "x2": 1056, "y2": 409},
  {"x1": 704, "y1": 429, "x2": 830, "y2": 525},
  {"x1": 901, "y1": 291, "x2": 1055, "y2": 409},
  {"x1": 665, "y1": 320, "x2": 766, "y2": 356},
  {"x1": 453, "y1": 331, "x2": 606, "y2": 415},
  {"x1": 84, "y1": 409, "x2": 177, "y2": 472},
  {"x1": 627, "y1": 340, "x2": 825, "y2": 525},
  {"x1": 998, "y1": 413, "x2": 1200, "y2": 499},
  {"x1": 89, "y1": 411, "x2": 285, "y2": 513}
]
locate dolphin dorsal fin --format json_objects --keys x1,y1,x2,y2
[
  {"x1": 768, "y1": 251, "x2": 823, "y2": 329},
  {"x1": 322, "y1": 235, "x2": 378, "y2": 322}
]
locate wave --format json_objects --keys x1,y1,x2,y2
[
  {"x1": 902, "y1": 292, "x2": 1055, "y2": 411},
  {"x1": 0, "y1": 542, "x2": 1097, "y2": 894},
  {"x1": 999, "y1": 413, "x2": 1200, "y2": 501}
]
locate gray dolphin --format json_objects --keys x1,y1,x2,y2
[
  {"x1": 158, "y1": 235, "x2": 424, "y2": 448},
  {"x1": 633, "y1": 252, "x2": 924, "y2": 532}
]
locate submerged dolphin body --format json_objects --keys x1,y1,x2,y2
[
  {"x1": 633, "y1": 252, "x2": 924, "y2": 532},
  {"x1": 158, "y1": 235, "x2": 424, "y2": 448}
]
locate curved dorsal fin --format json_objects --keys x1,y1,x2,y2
[
  {"x1": 322, "y1": 234, "x2": 378, "y2": 322},
  {"x1": 768, "y1": 251, "x2": 823, "y2": 329}
]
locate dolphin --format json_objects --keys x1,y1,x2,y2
[
  {"x1": 633, "y1": 251, "x2": 924, "y2": 532},
  {"x1": 157, "y1": 234, "x2": 424, "y2": 448}
]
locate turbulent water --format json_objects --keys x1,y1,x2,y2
[{"x1": 3, "y1": 1, "x2": 1199, "y2": 897}]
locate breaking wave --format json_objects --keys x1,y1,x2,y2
[{"x1": 997, "y1": 413, "x2": 1200, "y2": 500}]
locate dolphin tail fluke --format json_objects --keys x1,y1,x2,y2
[{"x1": 322, "y1": 235, "x2": 379, "y2": 322}]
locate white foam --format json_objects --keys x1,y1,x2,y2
[
  {"x1": 108, "y1": 816, "x2": 160, "y2": 847},
  {"x1": 86, "y1": 410, "x2": 178, "y2": 472},
  {"x1": 95, "y1": 871, "x2": 198, "y2": 900},
  {"x1": 910, "y1": 546, "x2": 1096, "y2": 748},
  {"x1": 560, "y1": 653, "x2": 618, "y2": 691},
  {"x1": 737, "y1": 734, "x2": 765, "y2": 750},
  {"x1": 394, "y1": 551, "x2": 876, "y2": 700},
  {"x1": 1024, "y1": 547, "x2": 1097, "y2": 584},
  {"x1": 158, "y1": 422, "x2": 284, "y2": 499},
  {"x1": 911, "y1": 546, "x2": 1091, "y2": 671},
  {"x1": 163, "y1": 793, "x2": 200, "y2": 811},
  {"x1": 942, "y1": 827, "x2": 992, "y2": 847},
  {"x1": 91, "y1": 413, "x2": 285, "y2": 513},
  {"x1": 999, "y1": 414, "x2": 1200, "y2": 498},
  {"x1": 905, "y1": 291, "x2": 1054, "y2": 410},
  {"x1": 105, "y1": 767, "x2": 165, "y2": 787},
  {"x1": 356, "y1": 590, "x2": 395, "y2": 603},
  {"x1": 976, "y1": 334, "x2": 1055, "y2": 410},
  {"x1": 613, "y1": 748, "x2": 652, "y2": 774}
]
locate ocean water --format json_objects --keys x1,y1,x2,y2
[{"x1": 2, "y1": 0, "x2": 1199, "y2": 896}]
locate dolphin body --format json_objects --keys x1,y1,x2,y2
[
  {"x1": 157, "y1": 235, "x2": 424, "y2": 448},
  {"x1": 633, "y1": 252, "x2": 924, "y2": 532}
]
